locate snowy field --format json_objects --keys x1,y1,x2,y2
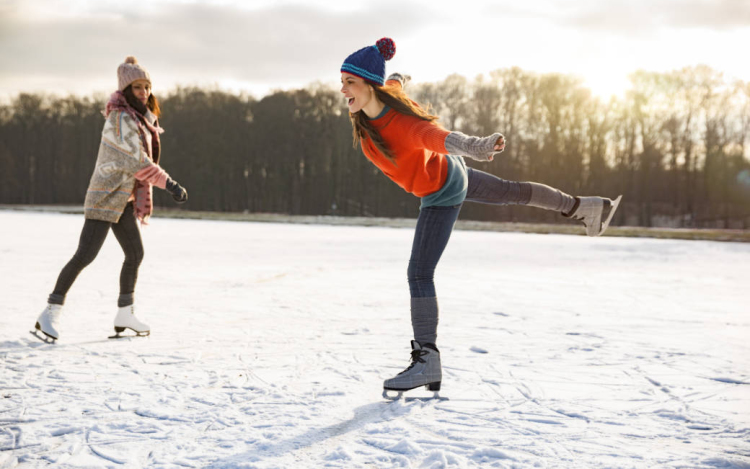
[{"x1": 1, "y1": 209, "x2": 749, "y2": 468}]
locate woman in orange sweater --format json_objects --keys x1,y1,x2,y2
[{"x1": 341, "y1": 38, "x2": 621, "y2": 398}]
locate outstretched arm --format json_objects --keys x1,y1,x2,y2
[
  {"x1": 406, "y1": 117, "x2": 506, "y2": 161},
  {"x1": 445, "y1": 132, "x2": 505, "y2": 162},
  {"x1": 388, "y1": 72, "x2": 505, "y2": 160}
]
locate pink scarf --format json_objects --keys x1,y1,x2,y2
[{"x1": 104, "y1": 91, "x2": 165, "y2": 224}]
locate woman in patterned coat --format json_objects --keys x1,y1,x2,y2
[{"x1": 33, "y1": 57, "x2": 188, "y2": 342}]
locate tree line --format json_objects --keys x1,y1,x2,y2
[{"x1": 1, "y1": 65, "x2": 749, "y2": 228}]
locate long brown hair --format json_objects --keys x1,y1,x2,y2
[
  {"x1": 123, "y1": 85, "x2": 161, "y2": 117},
  {"x1": 350, "y1": 82, "x2": 439, "y2": 162}
]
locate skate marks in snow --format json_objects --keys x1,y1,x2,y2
[
  {"x1": 210, "y1": 400, "x2": 407, "y2": 466},
  {"x1": 2, "y1": 211, "x2": 750, "y2": 467},
  {"x1": 355, "y1": 395, "x2": 562, "y2": 468},
  {"x1": 426, "y1": 369, "x2": 748, "y2": 467},
  {"x1": 4, "y1": 330, "x2": 750, "y2": 465},
  {"x1": 2, "y1": 338, "x2": 251, "y2": 463},
  {"x1": 426, "y1": 309, "x2": 750, "y2": 466},
  {"x1": 209, "y1": 393, "x2": 506, "y2": 468},
  {"x1": 707, "y1": 377, "x2": 750, "y2": 385}
]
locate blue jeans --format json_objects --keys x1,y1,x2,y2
[{"x1": 407, "y1": 168, "x2": 530, "y2": 298}]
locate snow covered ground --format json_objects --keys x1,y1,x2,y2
[{"x1": 1, "y1": 209, "x2": 749, "y2": 468}]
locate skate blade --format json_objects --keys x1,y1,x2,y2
[
  {"x1": 108, "y1": 329, "x2": 150, "y2": 339},
  {"x1": 29, "y1": 329, "x2": 57, "y2": 344},
  {"x1": 382, "y1": 389, "x2": 447, "y2": 402},
  {"x1": 599, "y1": 195, "x2": 622, "y2": 236}
]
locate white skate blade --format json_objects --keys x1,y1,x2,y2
[
  {"x1": 29, "y1": 329, "x2": 56, "y2": 344},
  {"x1": 598, "y1": 195, "x2": 622, "y2": 236}
]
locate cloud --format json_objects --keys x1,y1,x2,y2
[
  {"x1": 0, "y1": 1, "x2": 435, "y2": 94},
  {"x1": 2, "y1": 0, "x2": 747, "y2": 98},
  {"x1": 484, "y1": 0, "x2": 750, "y2": 36},
  {"x1": 567, "y1": 0, "x2": 750, "y2": 34}
]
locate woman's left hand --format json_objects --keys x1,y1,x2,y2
[
  {"x1": 494, "y1": 135, "x2": 505, "y2": 151},
  {"x1": 166, "y1": 177, "x2": 188, "y2": 204},
  {"x1": 489, "y1": 136, "x2": 506, "y2": 161}
]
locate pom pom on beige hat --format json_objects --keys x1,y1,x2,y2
[{"x1": 117, "y1": 56, "x2": 151, "y2": 91}]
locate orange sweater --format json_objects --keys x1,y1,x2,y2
[{"x1": 361, "y1": 109, "x2": 451, "y2": 197}]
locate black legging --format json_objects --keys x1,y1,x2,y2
[{"x1": 49, "y1": 203, "x2": 144, "y2": 307}]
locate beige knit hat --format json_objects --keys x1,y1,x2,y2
[{"x1": 117, "y1": 56, "x2": 151, "y2": 91}]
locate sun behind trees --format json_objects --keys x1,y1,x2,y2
[{"x1": 1, "y1": 66, "x2": 748, "y2": 229}]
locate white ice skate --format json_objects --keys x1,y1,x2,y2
[
  {"x1": 383, "y1": 340, "x2": 445, "y2": 401},
  {"x1": 31, "y1": 304, "x2": 63, "y2": 343},
  {"x1": 110, "y1": 305, "x2": 150, "y2": 339},
  {"x1": 568, "y1": 195, "x2": 622, "y2": 236}
]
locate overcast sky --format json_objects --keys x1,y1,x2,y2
[{"x1": 1, "y1": 0, "x2": 749, "y2": 101}]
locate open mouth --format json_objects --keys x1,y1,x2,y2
[{"x1": 347, "y1": 97, "x2": 354, "y2": 106}]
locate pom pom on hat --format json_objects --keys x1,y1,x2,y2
[
  {"x1": 375, "y1": 38, "x2": 396, "y2": 61},
  {"x1": 341, "y1": 37, "x2": 396, "y2": 86},
  {"x1": 117, "y1": 55, "x2": 151, "y2": 91}
]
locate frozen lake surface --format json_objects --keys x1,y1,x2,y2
[{"x1": 1, "y1": 210, "x2": 749, "y2": 468}]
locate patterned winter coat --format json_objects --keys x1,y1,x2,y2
[{"x1": 83, "y1": 94, "x2": 169, "y2": 224}]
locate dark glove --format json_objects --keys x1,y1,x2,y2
[{"x1": 165, "y1": 177, "x2": 188, "y2": 204}]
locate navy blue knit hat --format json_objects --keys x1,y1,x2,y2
[{"x1": 340, "y1": 37, "x2": 396, "y2": 86}]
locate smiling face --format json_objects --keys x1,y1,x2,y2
[
  {"x1": 340, "y1": 72, "x2": 379, "y2": 115},
  {"x1": 131, "y1": 79, "x2": 151, "y2": 105}
]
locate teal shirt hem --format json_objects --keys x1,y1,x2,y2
[
  {"x1": 420, "y1": 155, "x2": 468, "y2": 209},
  {"x1": 369, "y1": 105, "x2": 391, "y2": 120}
]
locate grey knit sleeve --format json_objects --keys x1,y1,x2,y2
[
  {"x1": 444, "y1": 131, "x2": 503, "y2": 161},
  {"x1": 386, "y1": 73, "x2": 411, "y2": 88}
]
